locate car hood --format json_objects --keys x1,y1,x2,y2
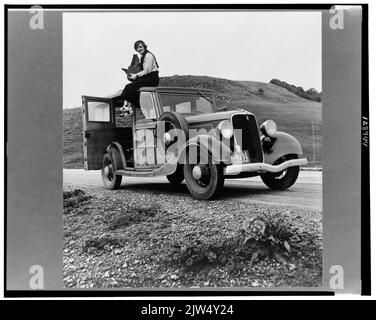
[{"x1": 184, "y1": 110, "x2": 245, "y2": 124}]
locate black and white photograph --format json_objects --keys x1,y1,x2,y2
[
  {"x1": 62, "y1": 10, "x2": 322, "y2": 288},
  {"x1": 5, "y1": 3, "x2": 369, "y2": 297}
]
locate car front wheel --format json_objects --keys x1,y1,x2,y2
[
  {"x1": 183, "y1": 148, "x2": 224, "y2": 200},
  {"x1": 261, "y1": 154, "x2": 300, "y2": 190},
  {"x1": 101, "y1": 153, "x2": 122, "y2": 190}
]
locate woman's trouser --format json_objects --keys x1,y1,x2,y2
[{"x1": 121, "y1": 71, "x2": 159, "y2": 106}]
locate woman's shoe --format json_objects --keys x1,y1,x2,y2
[
  {"x1": 120, "y1": 106, "x2": 133, "y2": 115},
  {"x1": 119, "y1": 101, "x2": 130, "y2": 112}
]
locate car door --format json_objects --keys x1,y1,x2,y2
[
  {"x1": 133, "y1": 91, "x2": 162, "y2": 169},
  {"x1": 82, "y1": 95, "x2": 115, "y2": 170}
]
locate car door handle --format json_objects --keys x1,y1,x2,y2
[{"x1": 85, "y1": 132, "x2": 91, "y2": 139}]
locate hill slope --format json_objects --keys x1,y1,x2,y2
[
  {"x1": 64, "y1": 75, "x2": 321, "y2": 168},
  {"x1": 270, "y1": 78, "x2": 322, "y2": 102}
]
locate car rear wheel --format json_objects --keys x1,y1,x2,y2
[
  {"x1": 261, "y1": 154, "x2": 300, "y2": 190},
  {"x1": 166, "y1": 164, "x2": 184, "y2": 185},
  {"x1": 183, "y1": 147, "x2": 224, "y2": 200},
  {"x1": 158, "y1": 111, "x2": 189, "y2": 149},
  {"x1": 102, "y1": 153, "x2": 122, "y2": 190}
]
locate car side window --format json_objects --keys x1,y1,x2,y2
[
  {"x1": 87, "y1": 101, "x2": 110, "y2": 122},
  {"x1": 139, "y1": 92, "x2": 156, "y2": 120},
  {"x1": 176, "y1": 102, "x2": 191, "y2": 113}
]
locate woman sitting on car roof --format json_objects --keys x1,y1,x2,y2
[{"x1": 120, "y1": 40, "x2": 159, "y2": 113}]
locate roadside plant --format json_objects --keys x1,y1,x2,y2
[
  {"x1": 165, "y1": 211, "x2": 320, "y2": 270},
  {"x1": 82, "y1": 236, "x2": 126, "y2": 254},
  {"x1": 106, "y1": 200, "x2": 161, "y2": 230},
  {"x1": 165, "y1": 234, "x2": 239, "y2": 270},
  {"x1": 63, "y1": 189, "x2": 92, "y2": 214},
  {"x1": 241, "y1": 211, "x2": 316, "y2": 263}
]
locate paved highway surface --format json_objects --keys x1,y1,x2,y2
[{"x1": 63, "y1": 169, "x2": 322, "y2": 211}]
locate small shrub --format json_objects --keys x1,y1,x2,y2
[
  {"x1": 106, "y1": 201, "x2": 161, "y2": 230},
  {"x1": 64, "y1": 189, "x2": 85, "y2": 199},
  {"x1": 133, "y1": 200, "x2": 160, "y2": 216},
  {"x1": 166, "y1": 235, "x2": 240, "y2": 270},
  {"x1": 240, "y1": 211, "x2": 318, "y2": 262},
  {"x1": 82, "y1": 236, "x2": 126, "y2": 254},
  {"x1": 63, "y1": 195, "x2": 92, "y2": 209},
  {"x1": 63, "y1": 189, "x2": 92, "y2": 214},
  {"x1": 107, "y1": 212, "x2": 144, "y2": 230}
]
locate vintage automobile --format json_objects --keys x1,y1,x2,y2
[{"x1": 82, "y1": 87, "x2": 308, "y2": 200}]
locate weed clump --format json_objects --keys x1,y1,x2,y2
[
  {"x1": 82, "y1": 236, "x2": 126, "y2": 254},
  {"x1": 166, "y1": 211, "x2": 320, "y2": 270},
  {"x1": 240, "y1": 211, "x2": 318, "y2": 262},
  {"x1": 63, "y1": 189, "x2": 92, "y2": 214},
  {"x1": 106, "y1": 201, "x2": 161, "y2": 230}
]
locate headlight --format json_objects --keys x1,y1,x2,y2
[
  {"x1": 217, "y1": 120, "x2": 234, "y2": 139},
  {"x1": 260, "y1": 120, "x2": 277, "y2": 137},
  {"x1": 163, "y1": 132, "x2": 174, "y2": 144}
]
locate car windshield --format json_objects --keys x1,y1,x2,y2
[{"x1": 159, "y1": 92, "x2": 215, "y2": 115}]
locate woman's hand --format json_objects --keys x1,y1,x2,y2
[{"x1": 129, "y1": 73, "x2": 137, "y2": 80}]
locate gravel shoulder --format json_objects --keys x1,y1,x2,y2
[{"x1": 63, "y1": 183, "x2": 322, "y2": 289}]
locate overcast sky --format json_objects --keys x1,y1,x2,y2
[{"x1": 63, "y1": 11, "x2": 321, "y2": 108}]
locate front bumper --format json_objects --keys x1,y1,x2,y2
[{"x1": 224, "y1": 158, "x2": 308, "y2": 175}]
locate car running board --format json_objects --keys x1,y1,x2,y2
[{"x1": 115, "y1": 162, "x2": 177, "y2": 177}]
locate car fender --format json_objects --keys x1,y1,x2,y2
[
  {"x1": 106, "y1": 142, "x2": 126, "y2": 170},
  {"x1": 177, "y1": 134, "x2": 232, "y2": 165},
  {"x1": 262, "y1": 131, "x2": 304, "y2": 165}
]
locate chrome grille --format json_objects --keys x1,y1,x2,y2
[{"x1": 232, "y1": 114, "x2": 263, "y2": 163}]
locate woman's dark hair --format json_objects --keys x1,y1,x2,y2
[{"x1": 134, "y1": 40, "x2": 147, "y2": 51}]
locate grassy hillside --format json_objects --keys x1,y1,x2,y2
[
  {"x1": 64, "y1": 108, "x2": 84, "y2": 168},
  {"x1": 64, "y1": 75, "x2": 321, "y2": 168}
]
